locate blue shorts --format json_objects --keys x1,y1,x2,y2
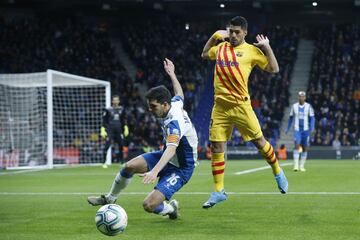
[
  {"x1": 294, "y1": 130, "x2": 310, "y2": 147},
  {"x1": 142, "y1": 151, "x2": 194, "y2": 200}
]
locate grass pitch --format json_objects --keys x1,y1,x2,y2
[{"x1": 0, "y1": 160, "x2": 359, "y2": 240}]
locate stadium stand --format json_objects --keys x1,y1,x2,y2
[
  {"x1": 0, "y1": 15, "x2": 299, "y2": 151},
  {"x1": 307, "y1": 24, "x2": 360, "y2": 146},
  {"x1": 121, "y1": 17, "x2": 211, "y2": 116}
]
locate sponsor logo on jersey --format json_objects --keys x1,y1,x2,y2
[{"x1": 216, "y1": 59, "x2": 239, "y2": 67}]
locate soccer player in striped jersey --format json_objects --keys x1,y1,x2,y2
[
  {"x1": 88, "y1": 58, "x2": 198, "y2": 220},
  {"x1": 201, "y1": 16, "x2": 288, "y2": 208},
  {"x1": 285, "y1": 91, "x2": 315, "y2": 172}
]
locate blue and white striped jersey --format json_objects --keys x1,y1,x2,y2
[
  {"x1": 289, "y1": 102, "x2": 315, "y2": 131},
  {"x1": 159, "y1": 96, "x2": 198, "y2": 168}
]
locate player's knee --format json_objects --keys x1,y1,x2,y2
[
  {"x1": 142, "y1": 200, "x2": 155, "y2": 213},
  {"x1": 252, "y1": 136, "x2": 266, "y2": 149},
  {"x1": 211, "y1": 142, "x2": 224, "y2": 153},
  {"x1": 123, "y1": 160, "x2": 136, "y2": 173}
]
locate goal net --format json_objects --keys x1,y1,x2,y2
[{"x1": 0, "y1": 70, "x2": 110, "y2": 169}]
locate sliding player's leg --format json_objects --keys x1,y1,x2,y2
[
  {"x1": 87, "y1": 153, "x2": 150, "y2": 205},
  {"x1": 145, "y1": 163, "x2": 193, "y2": 219}
]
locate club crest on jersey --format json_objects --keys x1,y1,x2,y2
[
  {"x1": 172, "y1": 129, "x2": 180, "y2": 135},
  {"x1": 167, "y1": 127, "x2": 179, "y2": 135},
  {"x1": 236, "y1": 51, "x2": 243, "y2": 57}
]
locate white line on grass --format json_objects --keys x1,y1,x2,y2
[
  {"x1": 0, "y1": 164, "x2": 105, "y2": 176},
  {"x1": 234, "y1": 162, "x2": 293, "y2": 175},
  {"x1": 0, "y1": 162, "x2": 293, "y2": 176},
  {"x1": 0, "y1": 168, "x2": 50, "y2": 176},
  {"x1": 1, "y1": 192, "x2": 360, "y2": 195}
]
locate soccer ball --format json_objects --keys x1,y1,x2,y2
[{"x1": 95, "y1": 204, "x2": 128, "y2": 236}]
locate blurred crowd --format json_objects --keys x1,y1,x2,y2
[
  {"x1": 308, "y1": 24, "x2": 360, "y2": 146},
  {"x1": 121, "y1": 17, "x2": 212, "y2": 115},
  {"x1": 3, "y1": 15, "x2": 357, "y2": 155}
]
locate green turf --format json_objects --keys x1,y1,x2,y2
[{"x1": 0, "y1": 160, "x2": 359, "y2": 240}]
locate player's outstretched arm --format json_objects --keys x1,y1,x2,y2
[
  {"x1": 140, "y1": 145, "x2": 177, "y2": 184},
  {"x1": 253, "y1": 34, "x2": 279, "y2": 73},
  {"x1": 163, "y1": 58, "x2": 184, "y2": 99},
  {"x1": 201, "y1": 30, "x2": 228, "y2": 59}
]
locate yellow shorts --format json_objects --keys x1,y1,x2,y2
[{"x1": 209, "y1": 101, "x2": 263, "y2": 142}]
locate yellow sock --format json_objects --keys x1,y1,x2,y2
[
  {"x1": 211, "y1": 152, "x2": 225, "y2": 192},
  {"x1": 259, "y1": 141, "x2": 281, "y2": 175}
]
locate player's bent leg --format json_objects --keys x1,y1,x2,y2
[
  {"x1": 143, "y1": 190, "x2": 179, "y2": 219},
  {"x1": 87, "y1": 155, "x2": 148, "y2": 206},
  {"x1": 253, "y1": 136, "x2": 288, "y2": 194},
  {"x1": 253, "y1": 136, "x2": 281, "y2": 175}
]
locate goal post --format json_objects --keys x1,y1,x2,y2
[{"x1": 0, "y1": 70, "x2": 111, "y2": 169}]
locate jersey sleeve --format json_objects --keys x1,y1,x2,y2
[
  {"x1": 171, "y1": 95, "x2": 184, "y2": 109},
  {"x1": 309, "y1": 104, "x2": 315, "y2": 117},
  {"x1": 166, "y1": 120, "x2": 182, "y2": 147},
  {"x1": 253, "y1": 46, "x2": 269, "y2": 70},
  {"x1": 289, "y1": 105, "x2": 294, "y2": 117},
  {"x1": 208, "y1": 45, "x2": 219, "y2": 60}
]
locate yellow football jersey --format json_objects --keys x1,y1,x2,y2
[{"x1": 208, "y1": 41, "x2": 268, "y2": 104}]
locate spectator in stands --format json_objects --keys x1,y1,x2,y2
[
  {"x1": 308, "y1": 24, "x2": 359, "y2": 146},
  {"x1": 277, "y1": 144, "x2": 287, "y2": 160}
]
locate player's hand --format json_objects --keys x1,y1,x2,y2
[
  {"x1": 139, "y1": 171, "x2": 158, "y2": 184},
  {"x1": 164, "y1": 58, "x2": 175, "y2": 76},
  {"x1": 100, "y1": 126, "x2": 108, "y2": 139},
  {"x1": 212, "y1": 30, "x2": 229, "y2": 41},
  {"x1": 253, "y1": 34, "x2": 270, "y2": 48}
]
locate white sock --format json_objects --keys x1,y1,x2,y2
[
  {"x1": 153, "y1": 201, "x2": 174, "y2": 216},
  {"x1": 293, "y1": 150, "x2": 300, "y2": 169},
  {"x1": 106, "y1": 170, "x2": 132, "y2": 202},
  {"x1": 336, "y1": 150, "x2": 341, "y2": 160},
  {"x1": 300, "y1": 152, "x2": 307, "y2": 169}
]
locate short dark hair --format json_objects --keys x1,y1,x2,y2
[
  {"x1": 230, "y1": 16, "x2": 248, "y2": 30},
  {"x1": 146, "y1": 85, "x2": 172, "y2": 104},
  {"x1": 112, "y1": 95, "x2": 120, "y2": 99}
]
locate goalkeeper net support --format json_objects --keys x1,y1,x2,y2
[{"x1": 0, "y1": 70, "x2": 111, "y2": 169}]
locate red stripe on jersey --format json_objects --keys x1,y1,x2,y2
[
  {"x1": 223, "y1": 43, "x2": 246, "y2": 100},
  {"x1": 218, "y1": 45, "x2": 244, "y2": 100},
  {"x1": 215, "y1": 46, "x2": 238, "y2": 102},
  {"x1": 229, "y1": 47, "x2": 247, "y2": 89}
]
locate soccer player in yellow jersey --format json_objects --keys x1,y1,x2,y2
[{"x1": 201, "y1": 16, "x2": 288, "y2": 208}]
